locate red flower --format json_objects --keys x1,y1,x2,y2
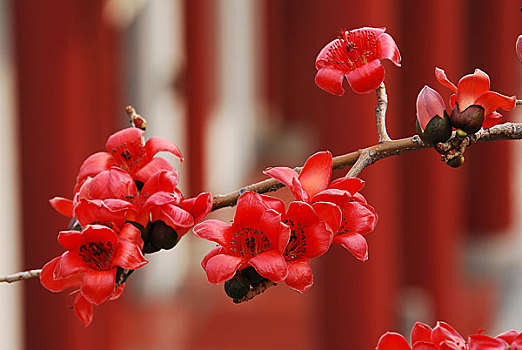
[
  {"x1": 496, "y1": 330, "x2": 522, "y2": 350},
  {"x1": 280, "y1": 201, "x2": 334, "y2": 292},
  {"x1": 435, "y1": 67, "x2": 516, "y2": 130},
  {"x1": 264, "y1": 151, "x2": 377, "y2": 259},
  {"x1": 515, "y1": 35, "x2": 522, "y2": 61},
  {"x1": 315, "y1": 27, "x2": 401, "y2": 95},
  {"x1": 193, "y1": 191, "x2": 290, "y2": 284},
  {"x1": 75, "y1": 127, "x2": 183, "y2": 191},
  {"x1": 44, "y1": 224, "x2": 147, "y2": 305},
  {"x1": 376, "y1": 321, "x2": 513, "y2": 350},
  {"x1": 416, "y1": 85, "x2": 452, "y2": 144}
]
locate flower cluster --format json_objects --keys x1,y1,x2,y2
[
  {"x1": 194, "y1": 151, "x2": 377, "y2": 298},
  {"x1": 376, "y1": 321, "x2": 522, "y2": 350},
  {"x1": 41, "y1": 127, "x2": 212, "y2": 325},
  {"x1": 416, "y1": 68, "x2": 517, "y2": 144}
]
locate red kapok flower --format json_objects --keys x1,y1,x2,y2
[
  {"x1": 416, "y1": 85, "x2": 452, "y2": 144},
  {"x1": 435, "y1": 67, "x2": 516, "y2": 130},
  {"x1": 75, "y1": 127, "x2": 183, "y2": 190},
  {"x1": 193, "y1": 191, "x2": 290, "y2": 285},
  {"x1": 50, "y1": 224, "x2": 147, "y2": 305},
  {"x1": 515, "y1": 35, "x2": 522, "y2": 61},
  {"x1": 315, "y1": 27, "x2": 401, "y2": 95}
]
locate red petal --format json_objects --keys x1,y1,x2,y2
[
  {"x1": 284, "y1": 259, "x2": 313, "y2": 292},
  {"x1": 145, "y1": 136, "x2": 183, "y2": 162},
  {"x1": 327, "y1": 177, "x2": 365, "y2": 195},
  {"x1": 431, "y1": 322, "x2": 466, "y2": 349},
  {"x1": 134, "y1": 157, "x2": 175, "y2": 183},
  {"x1": 152, "y1": 205, "x2": 195, "y2": 229},
  {"x1": 302, "y1": 221, "x2": 333, "y2": 259},
  {"x1": 435, "y1": 67, "x2": 457, "y2": 93},
  {"x1": 286, "y1": 201, "x2": 319, "y2": 227},
  {"x1": 54, "y1": 251, "x2": 88, "y2": 279},
  {"x1": 140, "y1": 170, "x2": 179, "y2": 197},
  {"x1": 259, "y1": 209, "x2": 289, "y2": 253},
  {"x1": 496, "y1": 330, "x2": 519, "y2": 345},
  {"x1": 411, "y1": 322, "x2": 433, "y2": 344},
  {"x1": 75, "y1": 152, "x2": 111, "y2": 191},
  {"x1": 112, "y1": 240, "x2": 148, "y2": 270},
  {"x1": 416, "y1": 85, "x2": 446, "y2": 130},
  {"x1": 298, "y1": 151, "x2": 332, "y2": 199},
  {"x1": 73, "y1": 293, "x2": 93, "y2": 327},
  {"x1": 259, "y1": 194, "x2": 286, "y2": 215},
  {"x1": 456, "y1": 69, "x2": 490, "y2": 110},
  {"x1": 105, "y1": 127, "x2": 144, "y2": 153},
  {"x1": 82, "y1": 225, "x2": 118, "y2": 248},
  {"x1": 315, "y1": 38, "x2": 340, "y2": 69},
  {"x1": 334, "y1": 233, "x2": 368, "y2": 261},
  {"x1": 193, "y1": 220, "x2": 231, "y2": 246},
  {"x1": 82, "y1": 167, "x2": 137, "y2": 201},
  {"x1": 40, "y1": 257, "x2": 83, "y2": 292},
  {"x1": 376, "y1": 32, "x2": 401, "y2": 67},
  {"x1": 315, "y1": 66, "x2": 345, "y2": 96},
  {"x1": 312, "y1": 201, "x2": 342, "y2": 233},
  {"x1": 468, "y1": 335, "x2": 506, "y2": 350},
  {"x1": 341, "y1": 201, "x2": 378, "y2": 234},
  {"x1": 143, "y1": 192, "x2": 178, "y2": 208},
  {"x1": 412, "y1": 343, "x2": 438, "y2": 350},
  {"x1": 204, "y1": 253, "x2": 244, "y2": 284},
  {"x1": 345, "y1": 59, "x2": 385, "y2": 94},
  {"x1": 313, "y1": 188, "x2": 353, "y2": 207},
  {"x1": 483, "y1": 111, "x2": 503, "y2": 129},
  {"x1": 517, "y1": 35, "x2": 522, "y2": 62},
  {"x1": 179, "y1": 192, "x2": 213, "y2": 223},
  {"x1": 234, "y1": 192, "x2": 269, "y2": 228},
  {"x1": 474, "y1": 91, "x2": 516, "y2": 119},
  {"x1": 57, "y1": 230, "x2": 85, "y2": 251},
  {"x1": 81, "y1": 269, "x2": 117, "y2": 305},
  {"x1": 248, "y1": 250, "x2": 288, "y2": 283},
  {"x1": 118, "y1": 223, "x2": 144, "y2": 248},
  {"x1": 201, "y1": 246, "x2": 223, "y2": 269},
  {"x1": 110, "y1": 283, "x2": 125, "y2": 300},
  {"x1": 263, "y1": 166, "x2": 307, "y2": 201},
  {"x1": 49, "y1": 197, "x2": 73, "y2": 217},
  {"x1": 376, "y1": 332, "x2": 412, "y2": 350}
]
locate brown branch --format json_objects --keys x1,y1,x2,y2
[
  {"x1": 0, "y1": 269, "x2": 41, "y2": 283},
  {"x1": 375, "y1": 82, "x2": 391, "y2": 143}
]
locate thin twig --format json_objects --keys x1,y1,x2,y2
[
  {"x1": 0, "y1": 269, "x2": 41, "y2": 283},
  {"x1": 375, "y1": 82, "x2": 391, "y2": 143}
]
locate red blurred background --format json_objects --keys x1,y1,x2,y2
[{"x1": 0, "y1": 0, "x2": 521, "y2": 349}]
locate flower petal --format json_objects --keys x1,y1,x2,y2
[
  {"x1": 312, "y1": 201, "x2": 342, "y2": 233},
  {"x1": 75, "y1": 152, "x2": 111, "y2": 191},
  {"x1": 376, "y1": 32, "x2": 401, "y2": 67},
  {"x1": 341, "y1": 201, "x2": 378, "y2": 234},
  {"x1": 345, "y1": 59, "x2": 385, "y2": 94},
  {"x1": 474, "y1": 91, "x2": 516, "y2": 120},
  {"x1": 315, "y1": 66, "x2": 346, "y2": 96},
  {"x1": 327, "y1": 177, "x2": 365, "y2": 195},
  {"x1": 81, "y1": 269, "x2": 117, "y2": 305},
  {"x1": 298, "y1": 151, "x2": 332, "y2": 199},
  {"x1": 263, "y1": 166, "x2": 307, "y2": 201},
  {"x1": 517, "y1": 35, "x2": 522, "y2": 62},
  {"x1": 284, "y1": 259, "x2": 313, "y2": 292},
  {"x1": 151, "y1": 205, "x2": 195, "y2": 229},
  {"x1": 376, "y1": 332, "x2": 411, "y2": 350},
  {"x1": 49, "y1": 197, "x2": 74, "y2": 217},
  {"x1": 234, "y1": 192, "x2": 270, "y2": 228},
  {"x1": 134, "y1": 157, "x2": 175, "y2": 183},
  {"x1": 179, "y1": 192, "x2": 213, "y2": 223},
  {"x1": 483, "y1": 111, "x2": 503, "y2": 129},
  {"x1": 435, "y1": 67, "x2": 457, "y2": 93},
  {"x1": 40, "y1": 257, "x2": 83, "y2": 292},
  {"x1": 204, "y1": 253, "x2": 245, "y2": 284},
  {"x1": 140, "y1": 170, "x2": 179, "y2": 197},
  {"x1": 468, "y1": 335, "x2": 507, "y2": 350},
  {"x1": 112, "y1": 240, "x2": 148, "y2": 270},
  {"x1": 193, "y1": 220, "x2": 231, "y2": 246},
  {"x1": 411, "y1": 322, "x2": 433, "y2": 344},
  {"x1": 416, "y1": 85, "x2": 446, "y2": 130},
  {"x1": 73, "y1": 293, "x2": 93, "y2": 327},
  {"x1": 201, "y1": 246, "x2": 223, "y2": 270},
  {"x1": 334, "y1": 232, "x2": 368, "y2": 261},
  {"x1": 145, "y1": 136, "x2": 184, "y2": 162},
  {"x1": 412, "y1": 343, "x2": 438, "y2": 350},
  {"x1": 302, "y1": 221, "x2": 333, "y2": 259},
  {"x1": 54, "y1": 251, "x2": 88, "y2": 279},
  {"x1": 57, "y1": 230, "x2": 85, "y2": 252},
  {"x1": 456, "y1": 69, "x2": 490, "y2": 110},
  {"x1": 259, "y1": 194, "x2": 286, "y2": 215},
  {"x1": 431, "y1": 321, "x2": 466, "y2": 349},
  {"x1": 248, "y1": 250, "x2": 288, "y2": 283}
]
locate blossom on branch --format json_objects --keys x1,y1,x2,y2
[
  {"x1": 416, "y1": 85, "x2": 452, "y2": 144},
  {"x1": 315, "y1": 27, "x2": 401, "y2": 95},
  {"x1": 435, "y1": 67, "x2": 516, "y2": 132},
  {"x1": 376, "y1": 321, "x2": 522, "y2": 350}
]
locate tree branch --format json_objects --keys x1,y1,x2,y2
[
  {"x1": 375, "y1": 82, "x2": 391, "y2": 143},
  {"x1": 0, "y1": 269, "x2": 41, "y2": 283}
]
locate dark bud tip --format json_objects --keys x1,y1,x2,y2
[
  {"x1": 446, "y1": 155, "x2": 465, "y2": 168},
  {"x1": 224, "y1": 273, "x2": 250, "y2": 299},
  {"x1": 449, "y1": 104, "x2": 484, "y2": 134},
  {"x1": 416, "y1": 111, "x2": 452, "y2": 145},
  {"x1": 149, "y1": 220, "x2": 179, "y2": 250},
  {"x1": 241, "y1": 266, "x2": 267, "y2": 287}
]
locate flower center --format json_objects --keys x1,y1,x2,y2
[
  {"x1": 227, "y1": 227, "x2": 271, "y2": 259},
  {"x1": 78, "y1": 241, "x2": 114, "y2": 270},
  {"x1": 326, "y1": 29, "x2": 378, "y2": 72},
  {"x1": 337, "y1": 218, "x2": 351, "y2": 235},
  {"x1": 283, "y1": 219, "x2": 306, "y2": 260},
  {"x1": 110, "y1": 140, "x2": 146, "y2": 174}
]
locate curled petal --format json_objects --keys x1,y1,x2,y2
[
  {"x1": 376, "y1": 332, "x2": 411, "y2": 350},
  {"x1": 435, "y1": 67, "x2": 457, "y2": 93},
  {"x1": 284, "y1": 259, "x2": 313, "y2": 292},
  {"x1": 75, "y1": 152, "x2": 111, "y2": 191},
  {"x1": 334, "y1": 233, "x2": 368, "y2": 261},
  {"x1": 517, "y1": 35, "x2": 522, "y2": 62},
  {"x1": 73, "y1": 293, "x2": 93, "y2": 327},
  {"x1": 455, "y1": 68, "x2": 490, "y2": 110},
  {"x1": 201, "y1": 246, "x2": 223, "y2": 270},
  {"x1": 302, "y1": 221, "x2": 333, "y2": 259},
  {"x1": 49, "y1": 197, "x2": 73, "y2": 217},
  {"x1": 193, "y1": 220, "x2": 231, "y2": 246},
  {"x1": 40, "y1": 257, "x2": 83, "y2": 292},
  {"x1": 249, "y1": 250, "x2": 288, "y2": 283},
  {"x1": 145, "y1": 136, "x2": 183, "y2": 162},
  {"x1": 411, "y1": 322, "x2": 433, "y2": 344},
  {"x1": 81, "y1": 269, "x2": 117, "y2": 305},
  {"x1": 312, "y1": 201, "x2": 342, "y2": 233},
  {"x1": 258, "y1": 194, "x2": 286, "y2": 215},
  {"x1": 345, "y1": 59, "x2": 385, "y2": 94},
  {"x1": 326, "y1": 177, "x2": 365, "y2": 195},
  {"x1": 140, "y1": 170, "x2": 179, "y2": 197},
  {"x1": 112, "y1": 240, "x2": 148, "y2": 270},
  {"x1": 298, "y1": 151, "x2": 332, "y2": 199},
  {"x1": 474, "y1": 91, "x2": 516, "y2": 119},
  {"x1": 57, "y1": 230, "x2": 85, "y2": 252},
  {"x1": 134, "y1": 157, "x2": 175, "y2": 183},
  {"x1": 342, "y1": 201, "x2": 378, "y2": 234},
  {"x1": 151, "y1": 205, "x2": 195, "y2": 229},
  {"x1": 376, "y1": 32, "x2": 401, "y2": 67},
  {"x1": 179, "y1": 192, "x2": 213, "y2": 224},
  {"x1": 105, "y1": 127, "x2": 144, "y2": 153},
  {"x1": 234, "y1": 192, "x2": 271, "y2": 228},
  {"x1": 204, "y1": 253, "x2": 245, "y2": 284},
  {"x1": 431, "y1": 321, "x2": 466, "y2": 349},
  {"x1": 54, "y1": 251, "x2": 88, "y2": 279},
  {"x1": 263, "y1": 166, "x2": 307, "y2": 201},
  {"x1": 412, "y1": 343, "x2": 438, "y2": 350},
  {"x1": 468, "y1": 335, "x2": 506, "y2": 350},
  {"x1": 315, "y1": 66, "x2": 345, "y2": 96},
  {"x1": 483, "y1": 111, "x2": 503, "y2": 129}
]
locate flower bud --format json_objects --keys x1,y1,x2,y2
[
  {"x1": 516, "y1": 35, "x2": 522, "y2": 62},
  {"x1": 446, "y1": 155, "x2": 465, "y2": 168},
  {"x1": 224, "y1": 273, "x2": 250, "y2": 300},
  {"x1": 449, "y1": 104, "x2": 484, "y2": 134},
  {"x1": 242, "y1": 266, "x2": 267, "y2": 287},
  {"x1": 142, "y1": 220, "x2": 178, "y2": 253},
  {"x1": 416, "y1": 86, "x2": 452, "y2": 144}
]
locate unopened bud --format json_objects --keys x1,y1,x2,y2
[
  {"x1": 449, "y1": 104, "x2": 484, "y2": 134},
  {"x1": 224, "y1": 273, "x2": 250, "y2": 299},
  {"x1": 446, "y1": 155, "x2": 465, "y2": 168}
]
